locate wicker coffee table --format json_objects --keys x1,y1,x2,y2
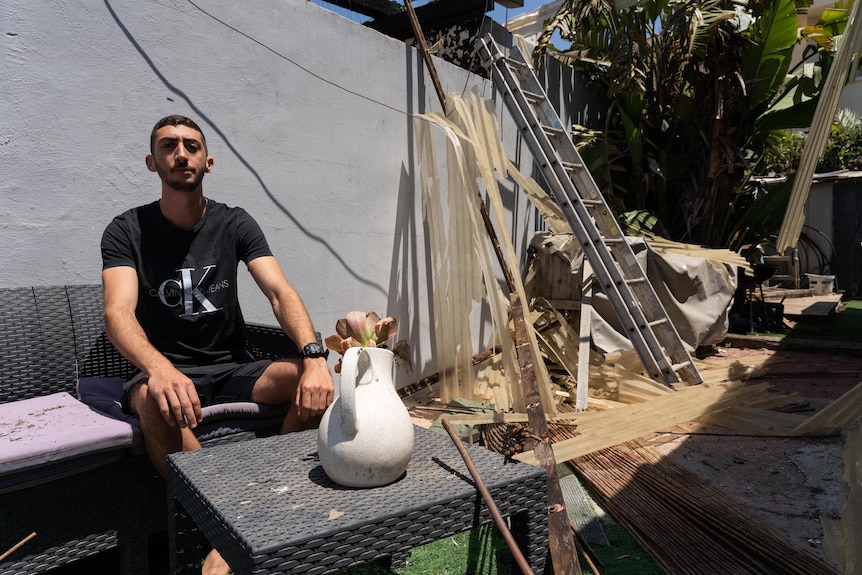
[{"x1": 167, "y1": 425, "x2": 548, "y2": 574}]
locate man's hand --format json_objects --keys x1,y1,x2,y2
[
  {"x1": 295, "y1": 359, "x2": 334, "y2": 421},
  {"x1": 103, "y1": 265, "x2": 203, "y2": 428},
  {"x1": 145, "y1": 366, "x2": 203, "y2": 429}
]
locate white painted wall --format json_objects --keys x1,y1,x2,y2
[{"x1": 1, "y1": 0, "x2": 537, "y2": 384}]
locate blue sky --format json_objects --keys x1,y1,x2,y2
[
  {"x1": 487, "y1": 0, "x2": 551, "y2": 26},
  {"x1": 312, "y1": 0, "x2": 553, "y2": 27}
]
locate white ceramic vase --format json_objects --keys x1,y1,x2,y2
[{"x1": 317, "y1": 346, "x2": 414, "y2": 488}]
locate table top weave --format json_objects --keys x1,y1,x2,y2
[{"x1": 168, "y1": 425, "x2": 545, "y2": 558}]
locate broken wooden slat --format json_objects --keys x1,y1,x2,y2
[
  {"x1": 697, "y1": 405, "x2": 808, "y2": 436},
  {"x1": 511, "y1": 293, "x2": 580, "y2": 575},
  {"x1": 793, "y1": 379, "x2": 862, "y2": 435},
  {"x1": 576, "y1": 267, "x2": 593, "y2": 411},
  {"x1": 514, "y1": 382, "x2": 773, "y2": 465},
  {"x1": 821, "y1": 423, "x2": 861, "y2": 573},
  {"x1": 776, "y1": 0, "x2": 862, "y2": 252},
  {"x1": 398, "y1": 347, "x2": 499, "y2": 398},
  {"x1": 416, "y1": 110, "x2": 490, "y2": 406}
]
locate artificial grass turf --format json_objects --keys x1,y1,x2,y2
[
  {"x1": 337, "y1": 524, "x2": 510, "y2": 575},
  {"x1": 339, "y1": 520, "x2": 664, "y2": 575},
  {"x1": 784, "y1": 299, "x2": 862, "y2": 343}
]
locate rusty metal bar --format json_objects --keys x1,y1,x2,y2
[{"x1": 441, "y1": 418, "x2": 536, "y2": 575}]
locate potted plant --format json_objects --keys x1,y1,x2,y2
[
  {"x1": 318, "y1": 310, "x2": 414, "y2": 488},
  {"x1": 324, "y1": 310, "x2": 401, "y2": 373}
]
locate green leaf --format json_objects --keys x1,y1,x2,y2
[
  {"x1": 730, "y1": 175, "x2": 796, "y2": 250},
  {"x1": 742, "y1": 0, "x2": 799, "y2": 108},
  {"x1": 818, "y1": 7, "x2": 849, "y2": 34}
]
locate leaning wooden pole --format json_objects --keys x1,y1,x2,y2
[
  {"x1": 0, "y1": 532, "x2": 36, "y2": 562},
  {"x1": 406, "y1": 8, "x2": 575, "y2": 568},
  {"x1": 511, "y1": 293, "x2": 581, "y2": 575},
  {"x1": 404, "y1": 0, "x2": 446, "y2": 113},
  {"x1": 776, "y1": 0, "x2": 862, "y2": 252}
]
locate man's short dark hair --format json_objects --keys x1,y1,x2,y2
[{"x1": 150, "y1": 115, "x2": 207, "y2": 155}]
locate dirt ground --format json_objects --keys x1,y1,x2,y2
[
  {"x1": 404, "y1": 342, "x2": 862, "y2": 563},
  {"x1": 648, "y1": 344, "x2": 861, "y2": 561}
]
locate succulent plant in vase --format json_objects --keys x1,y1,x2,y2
[{"x1": 324, "y1": 310, "x2": 409, "y2": 373}]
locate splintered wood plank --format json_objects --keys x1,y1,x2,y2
[
  {"x1": 839, "y1": 424, "x2": 861, "y2": 573},
  {"x1": 776, "y1": 0, "x2": 862, "y2": 252},
  {"x1": 793, "y1": 379, "x2": 862, "y2": 435},
  {"x1": 697, "y1": 406, "x2": 808, "y2": 435},
  {"x1": 418, "y1": 96, "x2": 542, "y2": 412},
  {"x1": 514, "y1": 382, "x2": 773, "y2": 464},
  {"x1": 511, "y1": 294, "x2": 580, "y2": 575},
  {"x1": 822, "y1": 423, "x2": 861, "y2": 573},
  {"x1": 644, "y1": 236, "x2": 752, "y2": 273},
  {"x1": 415, "y1": 110, "x2": 485, "y2": 406}
]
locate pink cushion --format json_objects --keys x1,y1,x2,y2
[
  {"x1": 76, "y1": 377, "x2": 287, "y2": 443},
  {"x1": 0, "y1": 392, "x2": 133, "y2": 476}
]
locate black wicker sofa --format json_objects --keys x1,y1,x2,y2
[{"x1": 0, "y1": 285, "x2": 297, "y2": 574}]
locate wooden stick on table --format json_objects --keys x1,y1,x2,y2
[{"x1": 0, "y1": 531, "x2": 36, "y2": 562}]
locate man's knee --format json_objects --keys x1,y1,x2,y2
[
  {"x1": 126, "y1": 381, "x2": 148, "y2": 414},
  {"x1": 129, "y1": 381, "x2": 165, "y2": 426},
  {"x1": 251, "y1": 360, "x2": 301, "y2": 404}
]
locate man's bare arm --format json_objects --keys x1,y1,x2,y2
[
  {"x1": 102, "y1": 266, "x2": 202, "y2": 427},
  {"x1": 247, "y1": 256, "x2": 334, "y2": 419},
  {"x1": 246, "y1": 256, "x2": 319, "y2": 347}
]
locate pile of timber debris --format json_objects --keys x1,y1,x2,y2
[
  {"x1": 410, "y1": 88, "x2": 860, "y2": 574},
  {"x1": 402, "y1": 347, "x2": 862, "y2": 575}
]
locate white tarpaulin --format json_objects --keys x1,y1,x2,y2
[{"x1": 527, "y1": 232, "x2": 738, "y2": 355}]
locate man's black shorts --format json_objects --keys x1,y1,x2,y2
[{"x1": 121, "y1": 359, "x2": 273, "y2": 413}]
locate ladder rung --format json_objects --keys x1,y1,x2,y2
[
  {"x1": 505, "y1": 56, "x2": 528, "y2": 70},
  {"x1": 541, "y1": 124, "x2": 564, "y2": 137},
  {"x1": 522, "y1": 90, "x2": 543, "y2": 103},
  {"x1": 604, "y1": 237, "x2": 625, "y2": 244},
  {"x1": 562, "y1": 161, "x2": 584, "y2": 172},
  {"x1": 648, "y1": 318, "x2": 668, "y2": 328},
  {"x1": 626, "y1": 277, "x2": 646, "y2": 285},
  {"x1": 670, "y1": 361, "x2": 692, "y2": 373},
  {"x1": 581, "y1": 198, "x2": 602, "y2": 206}
]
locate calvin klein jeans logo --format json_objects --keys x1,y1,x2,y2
[{"x1": 156, "y1": 266, "x2": 224, "y2": 317}]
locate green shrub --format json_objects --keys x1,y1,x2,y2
[
  {"x1": 759, "y1": 109, "x2": 862, "y2": 175},
  {"x1": 759, "y1": 130, "x2": 806, "y2": 175}
]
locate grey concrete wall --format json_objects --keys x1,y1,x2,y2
[
  {"x1": 839, "y1": 80, "x2": 862, "y2": 116},
  {"x1": 1, "y1": 0, "x2": 538, "y2": 383}
]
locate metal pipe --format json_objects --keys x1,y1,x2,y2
[{"x1": 441, "y1": 417, "x2": 536, "y2": 575}]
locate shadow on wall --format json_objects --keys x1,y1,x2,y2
[{"x1": 103, "y1": 0, "x2": 389, "y2": 298}]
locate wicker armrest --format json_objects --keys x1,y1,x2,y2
[{"x1": 245, "y1": 323, "x2": 320, "y2": 361}]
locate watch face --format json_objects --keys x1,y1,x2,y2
[{"x1": 303, "y1": 343, "x2": 328, "y2": 358}]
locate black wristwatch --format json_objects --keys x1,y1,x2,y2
[{"x1": 301, "y1": 342, "x2": 329, "y2": 360}]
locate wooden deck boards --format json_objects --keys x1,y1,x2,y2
[{"x1": 758, "y1": 289, "x2": 843, "y2": 317}]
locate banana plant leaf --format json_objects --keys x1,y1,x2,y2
[{"x1": 742, "y1": 0, "x2": 800, "y2": 109}]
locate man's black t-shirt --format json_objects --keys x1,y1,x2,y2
[{"x1": 100, "y1": 200, "x2": 273, "y2": 365}]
